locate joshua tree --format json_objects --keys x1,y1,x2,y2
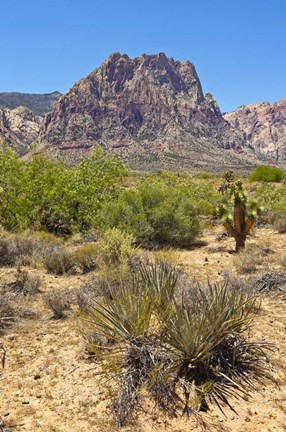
[{"x1": 217, "y1": 171, "x2": 262, "y2": 252}]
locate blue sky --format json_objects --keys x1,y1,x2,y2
[{"x1": 1, "y1": 0, "x2": 285, "y2": 112}]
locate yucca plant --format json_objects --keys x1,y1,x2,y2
[
  {"x1": 139, "y1": 261, "x2": 178, "y2": 318},
  {"x1": 81, "y1": 264, "x2": 273, "y2": 425},
  {"x1": 163, "y1": 283, "x2": 271, "y2": 414},
  {"x1": 81, "y1": 262, "x2": 178, "y2": 425},
  {"x1": 217, "y1": 171, "x2": 263, "y2": 251}
]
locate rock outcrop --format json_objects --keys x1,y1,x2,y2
[
  {"x1": 224, "y1": 98, "x2": 286, "y2": 164},
  {"x1": 40, "y1": 53, "x2": 256, "y2": 171},
  {"x1": 0, "y1": 107, "x2": 41, "y2": 154},
  {"x1": 0, "y1": 91, "x2": 61, "y2": 116}
]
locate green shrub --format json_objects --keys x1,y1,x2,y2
[
  {"x1": 96, "y1": 228, "x2": 137, "y2": 267},
  {"x1": 249, "y1": 165, "x2": 285, "y2": 183},
  {"x1": 0, "y1": 144, "x2": 127, "y2": 234},
  {"x1": 99, "y1": 173, "x2": 217, "y2": 247}
]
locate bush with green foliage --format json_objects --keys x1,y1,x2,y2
[
  {"x1": 249, "y1": 165, "x2": 285, "y2": 183},
  {"x1": 99, "y1": 172, "x2": 218, "y2": 247},
  {"x1": 253, "y1": 183, "x2": 286, "y2": 214},
  {"x1": 0, "y1": 143, "x2": 127, "y2": 234}
]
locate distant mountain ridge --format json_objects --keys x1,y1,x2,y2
[
  {"x1": 0, "y1": 53, "x2": 285, "y2": 172},
  {"x1": 0, "y1": 91, "x2": 61, "y2": 116}
]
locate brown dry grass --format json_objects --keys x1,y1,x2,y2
[{"x1": 0, "y1": 226, "x2": 286, "y2": 431}]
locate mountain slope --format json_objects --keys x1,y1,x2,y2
[
  {"x1": 0, "y1": 106, "x2": 41, "y2": 154},
  {"x1": 0, "y1": 91, "x2": 61, "y2": 116},
  {"x1": 224, "y1": 98, "x2": 286, "y2": 164},
  {"x1": 40, "y1": 53, "x2": 257, "y2": 171}
]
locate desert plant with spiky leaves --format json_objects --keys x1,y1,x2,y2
[
  {"x1": 217, "y1": 171, "x2": 262, "y2": 251},
  {"x1": 81, "y1": 262, "x2": 274, "y2": 425}
]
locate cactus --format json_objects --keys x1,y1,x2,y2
[{"x1": 217, "y1": 171, "x2": 262, "y2": 252}]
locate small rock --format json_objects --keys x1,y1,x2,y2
[
  {"x1": 22, "y1": 400, "x2": 30, "y2": 405},
  {"x1": 34, "y1": 374, "x2": 41, "y2": 380},
  {"x1": 7, "y1": 335, "x2": 15, "y2": 341}
]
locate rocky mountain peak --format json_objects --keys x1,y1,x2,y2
[{"x1": 40, "y1": 52, "x2": 254, "y2": 171}]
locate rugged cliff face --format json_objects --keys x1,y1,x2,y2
[
  {"x1": 40, "y1": 53, "x2": 255, "y2": 171},
  {"x1": 0, "y1": 91, "x2": 61, "y2": 116},
  {"x1": 224, "y1": 98, "x2": 286, "y2": 164},
  {"x1": 0, "y1": 107, "x2": 41, "y2": 154}
]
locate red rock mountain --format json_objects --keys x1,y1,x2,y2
[
  {"x1": 224, "y1": 98, "x2": 286, "y2": 164},
  {"x1": 0, "y1": 107, "x2": 41, "y2": 154},
  {"x1": 39, "y1": 53, "x2": 256, "y2": 171}
]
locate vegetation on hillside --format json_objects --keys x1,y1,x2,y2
[{"x1": 249, "y1": 165, "x2": 285, "y2": 183}]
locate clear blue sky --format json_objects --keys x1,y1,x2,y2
[{"x1": 1, "y1": 0, "x2": 285, "y2": 112}]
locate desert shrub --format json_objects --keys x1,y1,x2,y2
[
  {"x1": 273, "y1": 213, "x2": 286, "y2": 233},
  {"x1": 221, "y1": 269, "x2": 256, "y2": 295},
  {"x1": 249, "y1": 165, "x2": 285, "y2": 183},
  {"x1": 0, "y1": 296, "x2": 16, "y2": 332},
  {"x1": 0, "y1": 144, "x2": 127, "y2": 234},
  {"x1": 233, "y1": 244, "x2": 266, "y2": 274},
  {"x1": 3, "y1": 269, "x2": 41, "y2": 297},
  {"x1": 96, "y1": 228, "x2": 137, "y2": 267},
  {"x1": 81, "y1": 263, "x2": 273, "y2": 425},
  {"x1": 0, "y1": 231, "x2": 19, "y2": 266},
  {"x1": 99, "y1": 173, "x2": 217, "y2": 247},
  {"x1": 44, "y1": 290, "x2": 71, "y2": 319},
  {"x1": 75, "y1": 243, "x2": 98, "y2": 273},
  {"x1": 43, "y1": 247, "x2": 76, "y2": 275}
]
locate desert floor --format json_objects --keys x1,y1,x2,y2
[{"x1": 1, "y1": 226, "x2": 286, "y2": 432}]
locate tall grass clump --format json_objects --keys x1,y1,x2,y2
[{"x1": 81, "y1": 262, "x2": 273, "y2": 426}]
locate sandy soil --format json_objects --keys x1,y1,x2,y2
[{"x1": 1, "y1": 227, "x2": 286, "y2": 432}]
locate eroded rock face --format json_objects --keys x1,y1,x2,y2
[
  {"x1": 0, "y1": 91, "x2": 61, "y2": 116},
  {"x1": 40, "y1": 53, "x2": 255, "y2": 171},
  {"x1": 224, "y1": 98, "x2": 286, "y2": 164},
  {"x1": 0, "y1": 106, "x2": 41, "y2": 154}
]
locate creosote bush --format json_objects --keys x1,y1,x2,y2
[{"x1": 81, "y1": 262, "x2": 273, "y2": 426}]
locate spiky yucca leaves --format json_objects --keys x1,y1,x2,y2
[
  {"x1": 163, "y1": 283, "x2": 266, "y2": 413},
  {"x1": 218, "y1": 171, "x2": 263, "y2": 251},
  {"x1": 82, "y1": 262, "x2": 179, "y2": 425},
  {"x1": 81, "y1": 263, "x2": 273, "y2": 425}
]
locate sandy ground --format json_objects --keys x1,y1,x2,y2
[{"x1": 1, "y1": 226, "x2": 286, "y2": 431}]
